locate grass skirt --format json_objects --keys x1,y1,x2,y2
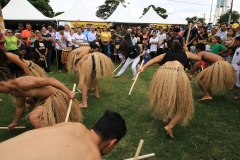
[
  {"x1": 150, "y1": 66, "x2": 194, "y2": 126},
  {"x1": 78, "y1": 52, "x2": 114, "y2": 89},
  {"x1": 36, "y1": 89, "x2": 82, "y2": 127},
  {"x1": 28, "y1": 61, "x2": 47, "y2": 77},
  {"x1": 67, "y1": 50, "x2": 78, "y2": 74},
  {"x1": 196, "y1": 61, "x2": 236, "y2": 93}
]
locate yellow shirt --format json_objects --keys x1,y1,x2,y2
[{"x1": 101, "y1": 32, "x2": 111, "y2": 42}]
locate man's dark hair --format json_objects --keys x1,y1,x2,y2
[
  {"x1": 0, "y1": 67, "x2": 14, "y2": 82},
  {"x1": 122, "y1": 26, "x2": 127, "y2": 30},
  {"x1": 169, "y1": 41, "x2": 183, "y2": 51},
  {"x1": 188, "y1": 20, "x2": 193, "y2": 24},
  {"x1": 221, "y1": 22, "x2": 228, "y2": 27},
  {"x1": 199, "y1": 26, "x2": 205, "y2": 29},
  {"x1": 86, "y1": 24, "x2": 91, "y2": 26},
  {"x1": 26, "y1": 23, "x2": 31, "y2": 26},
  {"x1": 58, "y1": 25, "x2": 65, "y2": 31},
  {"x1": 235, "y1": 36, "x2": 240, "y2": 41},
  {"x1": 91, "y1": 43, "x2": 99, "y2": 49},
  {"x1": 93, "y1": 110, "x2": 127, "y2": 142},
  {"x1": 196, "y1": 43, "x2": 206, "y2": 51},
  {"x1": 173, "y1": 28, "x2": 180, "y2": 33}
]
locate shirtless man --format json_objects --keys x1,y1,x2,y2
[
  {"x1": 190, "y1": 43, "x2": 236, "y2": 101},
  {"x1": 0, "y1": 68, "x2": 81, "y2": 129},
  {"x1": 0, "y1": 110, "x2": 127, "y2": 160}
]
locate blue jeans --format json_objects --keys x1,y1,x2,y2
[{"x1": 102, "y1": 43, "x2": 111, "y2": 58}]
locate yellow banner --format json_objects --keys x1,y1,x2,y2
[
  {"x1": 0, "y1": 5, "x2": 5, "y2": 32},
  {"x1": 59, "y1": 21, "x2": 112, "y2": 28}
]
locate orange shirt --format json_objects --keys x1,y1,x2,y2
[{"x1": 21, "y1": 29, "x2": 32, "y2": 46}]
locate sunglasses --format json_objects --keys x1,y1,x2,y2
[
  {"x1": 48, "y1": 28, "x2": 52, "y2": 29},
  {"x1": 8, "y1": 32, "x2": 12, "y2": 33}
]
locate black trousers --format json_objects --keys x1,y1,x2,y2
[
  {"x1": 150, "y1": 51, "x2": 157, "y2": 59},
  {"x1": 56, "y1": 49, "x2": 63, "y2": 70}
]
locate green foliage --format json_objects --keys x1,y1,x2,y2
[
  {"x1": 218, "y1": 10, "x2": 240, "y2": 23},
  {"x1": 0, "y1": 0, "x2": 56, "y2": 18},
  {"x1": 186, "y1": 16, "x2": 206, "y2": 24},
  {"x1": 54, "y1": 11, "x2": 64, "y2": 17},
  {"x1": 96, "y1": 0, "x2": 125, "y2": 20},
  {"x1": 141, "y1": 5, "x2": 168, "y2": 19}
]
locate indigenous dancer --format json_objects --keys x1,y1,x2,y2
[
  {"x1": 0, "y1": 110, "x2": 126, "y2": 160},
  {"x1": 190, "y1": 43, "x2": 236, "y2": 101},
  {"x1": 0, "y1": 68, "x2": 82, "y2": 129},
  {"x1": 76, "y1": 52, "x2": 114, "y2": 108},
  {"x1": 67, "y1": 44, "x2": 99, "y2": 74},
  {"x1": 114, "y1": 40, "x2": 140, "y2": 80},
  {"x1": 138, "y1": 41, "x2": 201, "y2": 138}
]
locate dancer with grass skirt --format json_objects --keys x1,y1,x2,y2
[
  {"x1": 0, "y1": 68, "x2": 82, "y2": 129},
  {"x1": 138, "y1": 41, "x2": 201, "y2": 138}
]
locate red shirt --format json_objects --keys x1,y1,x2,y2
[
  {"x1": 22, "y1": 29, "x2": 32, "y2": 46},
  {"x1": 142, "y1": 33, "x2": 149, "y2": 41},
  {"x1": 0, "y1": 32, "x2": 6, "y2": 51}
]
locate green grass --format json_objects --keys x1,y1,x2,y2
[{"x1": 0, "y1": 64, "x2": 240, "y2": 160}]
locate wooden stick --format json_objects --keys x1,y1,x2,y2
[
  {"x1": 133, "y1": 140, "x2": 144, "y2": 160},
  {"x1": 0, "y1": 126, "x2": 25, "y2": 129},
  {"x1": 185, "y1": 23, "x2": 193, "y2": 46},
  {"x1": 113, "y1": 63, "x2": 122, "y2": 73},
  {"x1": 125, "y1": 153, "x2": 155, "y2": 160},
  {"x1": 65, "y1": 84, "x2": 76, "y2": 122},
  {"x1": 129, "y1": 60, "x2": 144, "y2": 95}
]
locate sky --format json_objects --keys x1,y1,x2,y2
[{"x1": 49, "y1": 0, "x2": 240, "y2": 23}]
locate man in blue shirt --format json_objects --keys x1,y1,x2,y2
[
  {"x1": 84, "y1": 24, "x2": 91, "y2": 41},
  {"x1": 88, "y1": 25, "x2": 96, "y2": 46}
]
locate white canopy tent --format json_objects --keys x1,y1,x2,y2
[
  {"x1": 2, "y1": 0, "x2": 52, "y2": 20},
  {"x1": 140, "y1": 7, "x2": 166, "y2": 24},
  {"x1": 55, "y1": 0, "x2": 104, "y2": 22},
  {"x1": 107, "y1": 3, "x2": 141, "y2": 23},
  {"x1": 165, "y1": 9, "x2": 186, "y2": 25}
]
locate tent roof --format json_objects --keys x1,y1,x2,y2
[
  {"x1": 107, "y1": 3, "x2": 141, "y2": 23},
  {"x1": 55, "y1": 0, "x2": 104, "y2": 22},
  {"x1": 165, "y1": 9, "x2": 186, "y2": 25},
  {"x1": 140, "y1": 7, "x2": 166, "y2": 24},
  {"x1": 2, "y1": 0, "x2": 52, "y2": 20}
]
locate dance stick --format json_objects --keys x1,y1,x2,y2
[
  {"x1": 125, "y1": 153, "x2": 155, "y2": 160},
  {"x1": 129, "y1": 60, "x2": 144, "y2": 95},
  {"x1": 113, "y1": 63, "x2": 123, "y2": 73},
  {"x1": 65, "y1": 83, "x2": 76, "y2": 122},
  {"x1": 0, "y1": 126, "x2": 25, "y2": 129},
  {"x1": 44, "y1": 57, "x2": 48, "y2": 68},
  {"x1": 185, "y1": 23, "x2": 193, "y2": 46},
  {"x1": 133, "y1": 140, "x2": 144, "y2": 160},
  {"x1": 201, "y1": 65, "x2": 203, "y2": 71}
]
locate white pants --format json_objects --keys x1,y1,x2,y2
[
  {"x1": 236, "y1": 70, "x2": 240, "y2": 88},
  {"x1": 117, "y1": 56, "x2": 140, "y2": 78}
]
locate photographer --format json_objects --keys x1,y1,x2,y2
[{"x1": 114, "y1": 26, "x2": 133, "y2": 45}]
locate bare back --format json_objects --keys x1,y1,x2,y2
[
  {"x1": 0, "y1": 123, "x2": 102, "y2": 160},
  {"x1": 75, "y1": 47, "x2": 91, "y2": 59},
  {"x1": 198, "y1": 51, "x2": 224, "y2": 64}
]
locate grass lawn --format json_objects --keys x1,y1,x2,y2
[{"x1": 0, "y1": 64, "x2": 240, "y2": 160}]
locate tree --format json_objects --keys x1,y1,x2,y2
[
  {"x1": 186, "y1": 16, "x2": 206, "y2": 24},
  {"x1": 141, "y1": 5, "x2": 168, "y2": 19},
  {"x1": 96, "y1": 0, "x2": 125, "y2": 20},
  {"x1": 54, "y1": 12, "x2": 64, "y2": 17},
  {"x1": 218, "y1": 10, "x2": 240, "y2": 23},
  {"x1": 0, "y1": 0, "x2": 55, "y2": 18}
]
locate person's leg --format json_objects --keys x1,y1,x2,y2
[
  {"x1": 28, "y1": 106, "x2": 43, "y2": 128},
  {"x1": 164, "y1": 112, "x2": 182, "y2": 138},
  {"x1": 115, "y1": 58, "x2": 132, "y2": 77},
  {"x1": 57, "y1": 49, "x2": 62, "y2": 71},
  {"x1": 51, "y1": 46, "x2": 56, "y2": 65},
  {"x1": 107, "y1": 43, "x2": 111, "y2": 59},
  {"x1": 79, "y1": 81, "x2": 88, "y2": 108},
  {"x1": 46, "y1": 48, "x2": 52, "y2": 71},
  {"x1": 131, "y1": 56, "x2": 140, "y2": 79},
  {"x1": 197, "y1": 80, "x2": 212, "y2": 101},
  {"x1": 0, "y1": 98, "x2": 2, "y2": 102},
  {"x1": 90, "y1": 78, "x2": 100, "y2": 98}
]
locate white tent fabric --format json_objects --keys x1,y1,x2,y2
[
  {"x1": 140, "y1": 7, "x2": 166, "y2": 24},
  {"x1": 165, "y1": 9, "x2": 186, "y2": 25},
  {"x1": 2, "y1": 0, "x2": 52, "y2": 20},
  {"x1": 55, "y1": 0, "x2": 104, "y2": 22},
  {"x1": 107, "y1": 3, "x2": 141, "y2": 23}
]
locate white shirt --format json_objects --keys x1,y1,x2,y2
[
  {"x1": 72, "y1": 33, "x2": 87, "y2": 48},
  {"x1": 158, "y1": 33, "x2": 166, "y2": 48},
  {"x1": 150, "y1": 37, "x2": 158, "y2": 52},
  {"x1": 131, "y1": 37, "x2": 137, "y2": 45},
  {"x1": 142, "y1": 49, "x2": 150, "y2": 55},
  {"x1": 55, "y1": 32, "x2": 71, "y2": 50},
  {"x1": 231, "y1": 47, "x2": 240, "y2": 70},
  {"x1": 205, "y1": 45, "x2": 211, "y2": 52},
  {"x1": 214, "y1": 30, "x2": 228, "y2": 40},
  {"x1": 64, "y1": 30, "x2": 71, "y2": 36}
]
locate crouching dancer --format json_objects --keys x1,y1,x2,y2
[{"x1": 0, "y1": 110, "x2": 127, "y2": 160}]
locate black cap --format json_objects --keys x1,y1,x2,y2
[{"x1": 18, "y1": 23, "x2": 23, "y2": 27}]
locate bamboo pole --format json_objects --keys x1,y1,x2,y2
[
  {"x1": 0, "y1": 126, "x2": 25, "y2": 129},
  {"x1": 129, "y1": 60, "x2": 144, "y2": 95},
  {"x1": 133, "y1": 140, "x2": 144, "y2": 160},
  {"x1": 125, "y1": 153, "x2": 155, "y2": 160},
  {"x1": 65, "y1": 84, "x2": 76, "y2": 122}
]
